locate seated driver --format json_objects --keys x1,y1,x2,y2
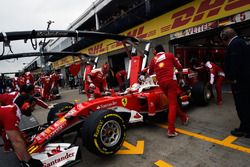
[
  {"x1": 85, "y1": 63, "x2": 110, "y2": 100},
  {"x1": 0, "y1": 93, "x2": 43, "y2": 167}
]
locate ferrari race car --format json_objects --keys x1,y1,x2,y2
[{"x1": 0, "y1": 30, "x2": 211, "y2": 166}]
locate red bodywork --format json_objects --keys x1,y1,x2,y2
[{"x1": 27, "y1": 51, "x2": 170, "y2": 154}]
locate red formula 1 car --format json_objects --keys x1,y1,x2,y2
[{"x1": 0, "y1": 30, "x2": 211, "y2": 166}]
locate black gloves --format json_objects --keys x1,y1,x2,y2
[{"x1": 27, "y1": 158, "x2": 43, "y2": 167}]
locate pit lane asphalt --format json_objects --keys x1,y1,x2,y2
[{"x1": 1, "y1": 88, "x2": 250, "y2": 167}]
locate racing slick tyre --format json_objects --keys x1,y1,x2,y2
[
  {"x1": 191, "y1": 81, "x2": 211, "y2": 106},
  {"x1": 82, "y1": 109, "x2": 126, "y2": 156},
  {"x1": 47, "y1": 102, "x2": 74, "y2": 124}
]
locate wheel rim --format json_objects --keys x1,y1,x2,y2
[
  {"x1": 100, "y1": 120, "x2": 121, "y2": 147},
  {"x1": 204, "y1": 87, "x2": 212, "y2": 101}
]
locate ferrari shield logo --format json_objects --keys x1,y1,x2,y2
[{"x1": 121, "y1": 98, "x2": 128, "y2": 106}]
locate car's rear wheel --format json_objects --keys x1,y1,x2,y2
[
  {"x1": 82, "y1": 109, "x2": 126, "y2": 156},
  {"x1": 47, "y1": 102, "x2": 74, "y2": 124},
  {"x1": 191, "y1": 81, "x2": 211, "y2": 106}
]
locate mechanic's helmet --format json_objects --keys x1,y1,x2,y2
[
  {"x1": 102, "y1": 63, "x2": 110, "y2": 74},
  {"x1": 14, "y1": 93, "x2": 36, "y2": 116},
  {"x1": 131, "y1": 83, "x2": 140, "y2": 91}
]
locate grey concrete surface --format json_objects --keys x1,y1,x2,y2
[{"x1": 1, "y1": 88, "x2": 250, "y2": 167}]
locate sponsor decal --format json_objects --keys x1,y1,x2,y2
[
  {"x1": 121, "y1": 98, "x2": 128, "y2": 107},
  {"x1": 52, "y1": 0, "x2": 250, "y2": 69},
  {"x1": 41, "y1": 147, "x2": 78, "y2": 167},
  {"x1": 79, "y1": 0, "x2": 250, "y2": 55},
  {"x1": 96, "y1": 101, "x2": 117, "y2": 110},
  {"x1": 158, "y1": 62, "x2": 164, "y2": 68}
]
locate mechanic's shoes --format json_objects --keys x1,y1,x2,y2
[
  {"x1": 167, "y1": 131, "x2": 178, "y2": 138},
  {"x1": 182, "y1": 116, "x2": 190, "y2": 126},
  {"x1": 231, "y1": 128, "x2": 247, "y2": 137}
]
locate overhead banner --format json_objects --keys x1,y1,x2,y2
[
  {"x1": 170, "y1": 10, "x2": 250, "y2": 40},
  {"x1": 80, "y1": 0, "x2": 250, "y2": 55}
]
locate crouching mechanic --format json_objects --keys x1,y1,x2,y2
[
  {"x1": 149, "y1": 45, "x2": 189, "y2": 137},
  {"x1": 0, "y1": 94, "x2": 43, "y2": 167},
  {"x1": 85, "y1": 63, "x2": 110, "y2": 100},
  {"x1": 204, "y1": 61, "x2": 225, "y2": 105}
]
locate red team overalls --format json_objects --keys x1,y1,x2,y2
[
  {"x1": 115, "y1": 70, "x2": 127, "y2": 91},
  {"x1": 0, "y1": 105, "x2": 21, "y2": 152},
  {"x1": 85, "y1": 69, "x2": 108, "y2": 99},
  {"x1": 41, "y1": 75, "x2": 52, "y2": 100},
  {"x1": 149, "y1": 52, "x2": 188, "y2": 134},
  {"x1": 205, "y1": 61, "x2": 225, "y2": 105}
]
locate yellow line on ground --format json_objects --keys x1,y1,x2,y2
[
  {"x1": 222, "y1": 136, "x2": 237, "y2": 144},
  {"x1": 155, "y1": 123, "x2": 250, "y2": 154},
  {"x1": 155, "y1": 160, "x2": 173, "y2": 167}
]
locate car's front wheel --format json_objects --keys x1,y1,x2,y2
[{"x1": 82, "y1": 109, "x2": 126, "y2": 156}]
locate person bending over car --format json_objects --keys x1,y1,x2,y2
[
  {"x1": 0, "y1": 93, "x2": 43, "y2": 167},
  {"x1": 149, "y1": 45, "x2": 189, "y2": 137},
  {"x1": 85, "y1": 63, "x2": 110, "y2": 100},
  {"x1": 204, "y1": 60, "x2": 225, "y2": 105},
  {"x1": 0, "y1": 85, "x2": 48, "y2": 109}
]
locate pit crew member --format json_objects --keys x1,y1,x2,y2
[
  {"x1": 149, "y1": 44, "x2": 189, "y2": 137},
  {"x1": 0, "y1": 85, "x2": 48, "y2": 108},
  {"x1": 116, "y1": 69, "x2": 127, "y2": 91},
  {"x1": 0, "y1": 93, "x2": 43, "y2": 167},
  {"x1": 204, "y1": 61, "x2": 225, "y2": 105},
  {"x1": 85, "y1": 63, "x2": 110, "y2": 100}
]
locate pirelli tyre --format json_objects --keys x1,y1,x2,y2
[
  {"x1": 191, "y1": 81, "x2": 212, "y2": 106},
  {"x1": 47, "y1": 102, "x2": 74, "y2": 124},
  {"x1": 82, "y1": 109, "x2": 126, "y2": 156}
]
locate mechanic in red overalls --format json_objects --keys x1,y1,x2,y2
[
  {"x1": 18, "y1": 73, "x2": 26, "y2": 89},
  {"x1": 116, "y1": 69, "x2": 127, "y2": 91},
  {"x1": 24, "y1": 71, "x2": 34, "y2": 86},
  {"x1": 0, "y1": 85, "x2": 48, "y2": 108},
  {"x1": 13, "y1": 73, "x2": 20, "y2": 91},
  {"x1": 85, "y1": 63, "x2": 109, "y2": 100},
  {"x1": 149, "y1": 45, "x2": 189, "y2": 137},
  {"x1": 50, "y1": 71, "x2": 60, "y2": 89},
  {"x1": 41, "y1": 72, "x2": 52, "y2": 101},
  {"x1": 205, "y1": 61, "x2": 225, "y2": 105},
  {"x1": 0, "y1": 94, "x2": 43, "y2": 167}
]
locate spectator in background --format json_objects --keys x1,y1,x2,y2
[{"x1": 220, "y1": 27, "x2": 250, "y2": 137}]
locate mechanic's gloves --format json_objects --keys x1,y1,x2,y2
[
  {"x1": 89, "y1": 83, "x2": 96, "y2": 90},
  {"x1": 27, "y1": 158, "x2": 43, "y2": 167}
]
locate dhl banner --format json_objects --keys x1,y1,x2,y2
[
  {"x1": 53, "y1": 0, "x2": 250, "y2": 68},
  {"x1": 53, "y1": 56, "x2": 80, "y2": 69}
]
